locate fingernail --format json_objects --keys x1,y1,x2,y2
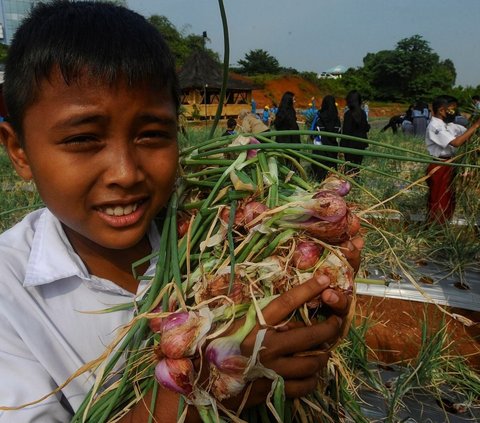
[
  {"x1": 324, "y1": 290, "x2": 339, "y2": 304},
  {"x1": 315, "y1": 274, "x2": 330, "y2": 287}
]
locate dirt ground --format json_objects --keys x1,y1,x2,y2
[{"x1": 356, "y1": 295, "x2": 480, "y2": 369}]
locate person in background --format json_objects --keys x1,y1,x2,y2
[
  {"x1": 401, "y1": 105, "x2": 415, "y2": 135},
  {"x1": 412, "y1": 100, "x2": 430, "y2": 138},
  {"x1": 222, "y1": 117, "x2": 237, "y2": 136},
  {"x1": 362, "y1": 100, "x2": 369, "y2": 121},
  {"x1": 261, "y1": 105, "x2": 270, "y2": 126},
  {"x1": 251, "y1": 98, "x2": 257, "y2": 115},
  {"x1": 340, "y1": 90, "x2": 370, "y2": 174},
  {"x1": 472, "y1": 95, "x2": 480, "y2": 112},
  {"x1": 381, "y1": 105, "x2": 414, "y2": 135},
  {"x1": 270, "y1": 102, "x2": 278, "y2": 117},
  {"x1": 273, "y1": 91, "x2": 300, "y2": 143},
  {"x1": 453, "y1": 112, "x2": 469, "y2": 128},
  {"x1": 425, "y1": 95, "x2": 480, "y2": 224},
  {"x1": 381, "y1": 115, "x2": 405, "y2": 134},
  {"x1": 303, "y1": 100, "x2": 317, "y2": 129},
  {"x1": 310, "y1": 95, "x2": 341, "y2": 180},
  {"x1": 237, "y1": 109, "x2": 269, "y2": 134}
]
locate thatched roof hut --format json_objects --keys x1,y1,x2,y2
[{"x1": 178, "y1": 50, "x2": 253, "y2": 118}]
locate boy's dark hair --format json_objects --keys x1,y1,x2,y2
[
  {"x1": 4, "y1": 0, "x2": 180, "y2": 137},
  {"x1": 226, "y1": 117, "x2": 237, "y2": 129},
  {"x1": 473, "y1": 95, "x2": 480, "y2": 101},
  {"x1": 432, "y1": 95, "x2": 457, "y2": 114}
]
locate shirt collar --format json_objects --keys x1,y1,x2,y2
[
  {"x1": 431, "y1": 116, "x2": 446, "y2": 126},
  {"x1": 24, "y1": 209, "x2": 160, "y2": 289}
]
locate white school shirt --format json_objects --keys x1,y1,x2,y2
[
  {"x1": 447, "y1": 121, "x2": 467, "y2": 137},
  {"x1": 0, "y1": 208, "x2": 159, "y2": 422},
  {"x1": 425, "y1": 116, "x2": 457, "y2": 158}
]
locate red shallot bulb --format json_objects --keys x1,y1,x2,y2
[
  {"x1": 243, "y1": 201, "x2": 268, "y2": 225},
  {"x1": 206, "y1": 336, "x2": 248, "y2": 400},
  {"x1": 159, "y1": 311, "x2": 211, "y2": 359},
  {"x1": 308, "y1": 190, "x2": 348, "y2": 222},
  {"x1": 292, "y1": 241, "x2": 324, "y2": 270},
  {"x1": 155, "y1": 358, "x2": 194, "y2": 395},
  {"x1": 247, "y1": 137, "x2": 261, "y2": 159},
  {"x1": 320, "y1": 176, "x2": 351, "y2": 197}
]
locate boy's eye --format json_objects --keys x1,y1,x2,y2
[
  {"x1": 137, "y1": 130, "x2": 176, "y2": 145},
  {"x1": 63, "y1": 135, "x2": 99, "y2": 145},
  {"x1": 60, "y1": 134, "x2": 102, "y2": 151}
]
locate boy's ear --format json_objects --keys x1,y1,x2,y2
[{"x1": 0, "y1": 122, "x2": 33, "y2": 181}]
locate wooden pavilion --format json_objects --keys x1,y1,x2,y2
[{"x1": 178, "y1": 50, "x2": 253, "y2": 119}]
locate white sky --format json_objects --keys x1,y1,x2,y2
[{"x1": 127, "y1": 0, "x2": 480, "y2": 87}]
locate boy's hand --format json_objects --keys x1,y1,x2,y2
[
  {"x1": 245, "y1": 274, "x2": 350, "y2": 399},
  {"x1": 216, "y1": 272, "x2": 351, "y2": 412},
  {"x1": 230, "y1": 235, "x2": 363, "y2": 406}
]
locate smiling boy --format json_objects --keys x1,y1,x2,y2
[{"x1": 0, "y1": 2, "x2": 357, "y2": 422}]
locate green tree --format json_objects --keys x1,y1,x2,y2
[
  {"x1": 148, "y1": 15, "x2": 219, "y2": 67},
  {"x1": 351, "y1": 35, "x2": 457, "y2": 102},
  {"x1": 237, "y1": 49, "x2": 280, "y2": 75},
  {"x1": 341, "y1": 66, "x2": 375, "y2": 100}
]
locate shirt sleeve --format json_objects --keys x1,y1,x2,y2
[
  {"x1": 0, "y1": 316, "x2": 72, "y2": 422},
  {"x1": 427, "y1": 123, "x2": 455, "y2": 148}
]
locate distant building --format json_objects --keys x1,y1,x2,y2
[
  {"x1": 0, "y1": 0, "x2": 127, "y2": 45},
  {"x1": 318, "y1": 65, "x2": 347, "y2": 80},
  {"x1": 0, "y1": 0, "x2": 40, "y2": 45}
]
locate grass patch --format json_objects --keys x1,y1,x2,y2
[{"x1": 0, "y1": 147, "x2": 42, "y2": 232}]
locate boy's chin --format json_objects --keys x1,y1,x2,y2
[{"x1": 63, "y1": 223, "x2": 150, "y2": 256}]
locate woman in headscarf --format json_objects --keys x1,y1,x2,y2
[
  {"x1": 273, "y1": 91, "x2": 300, "y2": 143},
  {"x1": 311, "y1": 95, "x2": 341, "y2": 180},
  {"x1": 341, "y1": 90, "x2": 370, "y2": 174}
]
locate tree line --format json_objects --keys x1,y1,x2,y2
[{"x1": 3, "y1": 14, "x2": 475, "y2": 107}]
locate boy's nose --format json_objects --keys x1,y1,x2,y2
[{"x1": 102, "y1": 145, "x2": 145, "y2": 188}]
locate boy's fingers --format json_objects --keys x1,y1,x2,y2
[
  {"x1": 268, "y1": 354, "x2": 327, "y2": 379},
  {"x1": 351, "y1": 235, "x2": 365, "y2": 250},
  {"x1": 340, "y1": 235, "x2": 364, "y2": 273},
  {"x1": 261, "y1": 274, "x2": 330, "y2": 326},
  {"x1": 284, "y1": 376, "x2": 318, "y2": 398},
  {"x1": 321, "y1": 288, "x2": 350, "y2": 315},
  {"x1": 267, "y1": 315, "x2": 341, "y2": 355}
]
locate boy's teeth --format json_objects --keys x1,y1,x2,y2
[{"x1": 104, "y1": 203, "x2": 138, "y2": 216}]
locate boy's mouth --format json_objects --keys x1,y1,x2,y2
[
  {"x1": 97, "y1": 200, "x2": 144, "y2": 217},
  {"x1": 103, "y1": 203, "x2": 139, "y2": 217}
]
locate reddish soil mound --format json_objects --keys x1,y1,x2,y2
[
  {"x1": 356, "y1": 296, "x2": 480, "y2": 369},
  {"x1": 252, "y1": 75, "x2": 327, "y2": 110}
]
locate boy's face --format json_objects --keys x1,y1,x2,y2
[
  {"x1": 2, "y1": 70, "x2": 179, "y2": 255},
  {"x1": 438, "y1": 103, "x2": 457, "y2": 122}
]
